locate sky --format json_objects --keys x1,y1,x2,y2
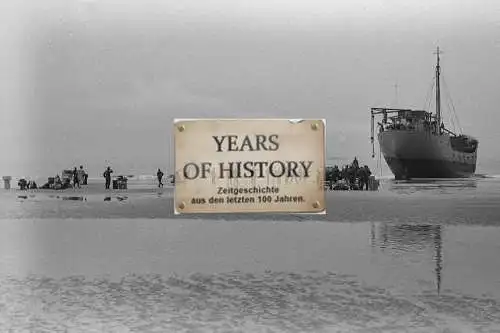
[{"x1": 1, "y1": 0, "x2": 500, "y2": 178}]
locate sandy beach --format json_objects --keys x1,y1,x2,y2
[
  {"x1": 1, "y1": 177, "x2": 500, "y2": 332},
  {"x1": 2, "y1": 177, "x2": 499, "y2": 223}
]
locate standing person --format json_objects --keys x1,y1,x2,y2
[
  {"x1": 103, "y1": 166, "x2": 113, "y2": 190},
  {"x1": 157, "y1": 168, "x2": 164, "y2": 188},
  {"x1": 364, "y1": 165, "x2": 372, "y2": 191},
  {"x1": 347, "y1": 165, "x2": 355, "y2": 190},
  {"x1": 77, "y1": 166, "x2": 86, "y2": 186},
  {"x1": 358, "y1": 166, "x2": 367, "y2": 191},
  {"x1": 352, "y1": 157, "x2": 359, "y2": 170},
  {"x1": 72, "y1": 167, "x2": 80, "y2": 189},
  {"x1": 332, "y1": 165, "x2": 340, "y2": 183},
  {"x1": 54, "y1": 174, "x2": 62, "y2": 190}
]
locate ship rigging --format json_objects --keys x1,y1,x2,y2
[{"x1": 370, "y1": 48, "x2": 478, "y2": 180}]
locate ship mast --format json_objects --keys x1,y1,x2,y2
[{"x1": 435, "y1": 47, "x2": 442, "y2": 131}]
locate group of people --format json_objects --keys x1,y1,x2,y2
[
  {"x1": 18, "y1": 162, "x2": 372, "y2": 191},
  {"x1": 103, "y1": 167, "x2": 166, "y2": 189},
  {"x1": 18, "y1": 178, "x2": 37, "y2": 190},
  {"x1": 325, "y1": 157, "x2": 373, "y2": 191},
  {"x1": 18, "y1": 165, "x2": 169, "y2": 191},
  {"x1": 72, "y1": 165, "x2": 88, "y2": 188},
  {"x1": 380, "y1": 120, "x2": 444, "y2": 134},
  {"x1": 102, "y1": 167, "x2": 167, "y2": 190},
  {"x1": 51, "y1": 166, "x2": 88, "y2": 190}
]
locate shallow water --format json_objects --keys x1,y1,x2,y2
[{"x1": 1, "y1": 178, "x2": 500, "y2": 332}]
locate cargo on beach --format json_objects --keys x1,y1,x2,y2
[
  {"x1": 2, "y1": 176, "x2": 11, "y2": 190},
  {"x1": 324, "y1": 157, "x2": 378, "y2": 191},
  {"x1": 112, "y1": 176, "x2": 128, "y2": 190},
  {"x1": 35, "y1": 169, "x2": 74, "y2": 190},
  {"x1": 368, "y1": 176, "x2": 380, "y2": 191},
  {"x1": 326, "y1": 176, "x2": 379, "y2": 191}
]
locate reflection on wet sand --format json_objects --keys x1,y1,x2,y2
[
  {"x1": 0, "y1": 217, "x2": 498, "y2": 331},
  {"x1": 371, "y1": 223, "x2": 443, "y2": 295},
  {"x1": 15, "y1": 193, "x2": 129, "y2": 203},
  {"x1": 109, "y1": 196, "x2": 128, "y2": 202},
  {"x1": 62, "y1": 196, "x2": 85, "y2": 201},
  {"x1": 388, "y1": 179, "x2": 478, "y2": 194},
  {"x1": 104, "y1": 196, "x2": 128, "y2": 202}
]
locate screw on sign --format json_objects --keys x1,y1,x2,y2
[{"x1": 173, "y1": 119, "x2": 326, "y2": 214}]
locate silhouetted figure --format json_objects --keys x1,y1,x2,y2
[
  {"x1": 103, "y1": 166, "x2": 113, "y2": 190},
  {"x1": 157, "y1": 168, "x2": 164, "y2": 188},
  {"x1": 83, "y1": 170, "x2": 88, "y2": 185},
  {"x1": 18, "y1": 179, "x2": 27, "y2": 190},
  {"x1": 347, "y1": 165, "x2": 357, "y2": 189},
  {"x1": 358, "y1": 167, "x2": 367, "y2": 190},
  {"x1": 54, "y1": 174, "x2": 62, "y2": 190},
  {"x1": 72, "y1": 167, "x2": 80, "y2": 188},
  {"x1": 332, "y1": 165, "x2": 340, "y2": 183},
  {"x1": 77, "y1": 166, "x2": 86, "y2": 186},
  {"x1": 341, "y1": 165, "x2": 348, "y2": 181},
  {"x1": 364, "y1": 165, "x2": 372, "y2": 190},
  {"x1": 352, "y1": 157, "x2": 359, "y2": 169}
]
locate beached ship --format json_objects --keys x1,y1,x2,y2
[{"x1": 370, "y1": 47, "x2": 478, "y2": 180}]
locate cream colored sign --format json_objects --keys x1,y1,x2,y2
[{"x1": 174, "y1": 119, "x2": 326, "y2": 214}]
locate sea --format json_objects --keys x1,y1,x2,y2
[{"x1": 1, "y1": 175, "x2": 500, "y2": 332}]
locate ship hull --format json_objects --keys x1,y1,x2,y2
[{"x1": 378, "y1": 131, "x2": 477, "y2": 180}]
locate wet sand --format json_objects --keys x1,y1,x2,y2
[
  {"x1": 2, "y1": 179, "x2": 500, "y2": 224},
  {"x1": 1, "y1": 178, "x2": 500, "y2": 332}
]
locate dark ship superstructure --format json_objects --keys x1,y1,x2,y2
[{"x1": 370, "y1": 48, "x2": 478, "y2": 180}]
